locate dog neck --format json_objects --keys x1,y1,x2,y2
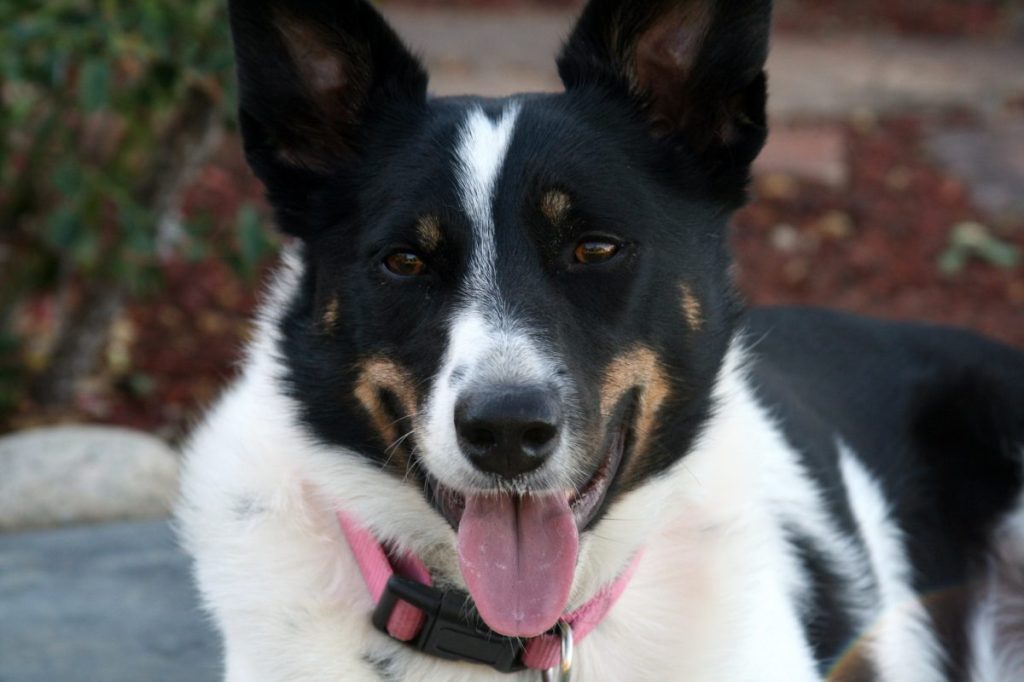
[{"x1": 337, "y1": 509, "x2": 643, "y2": 673}]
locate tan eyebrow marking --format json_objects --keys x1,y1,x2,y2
[
  {"x1": 540, "y1": 189, "x2": 572, "y2": 225},
  {"x1": 679, "y1": 283, "x2": 704, "y2": 331},
  {"x1": 321, "y1": 295, "x2": 341, "y2": 334},
  {"x1": 416, "y1": 214, "x2": 443, "y2": 251}
]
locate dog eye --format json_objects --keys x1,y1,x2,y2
[
  {"x1": 574, "y1": 240, "x2": 620, "y2": 265},
  {"x1": 383, "y1": 252, "x2": 427, "y2": 277}
]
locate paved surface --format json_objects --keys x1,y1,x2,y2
[
  {"x1": 383, "y1": 7, "x2": 1024, "y2": 118},
  {"x1": 382, "y1": 6, "x2": 1024, "y2": 198},
  {"x1": 0, "y1": 521, "x2": 219, "y2": 682},
  {"x1": 926, "y1": 118, "x2": 1024, "y2": 224}
]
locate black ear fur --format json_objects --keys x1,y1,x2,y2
[
  {"x1": 228, "y1": 0, "x2": 428, "y2": 237},
  {"x1": 558, "y1": 0, "x2": 772, "y2": 197}
]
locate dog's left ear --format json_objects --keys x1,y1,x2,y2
[{"x1": 559, "y1": 0, "x2": 771, "y2": 192}]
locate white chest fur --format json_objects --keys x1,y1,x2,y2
[
  {"x1": 177, "y1": 258, "x2": 942, "y2": 681},
  {"x1": 178, "y1": 358, "x2": 820, "y2": 679}
]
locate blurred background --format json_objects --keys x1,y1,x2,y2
[
  {"x1": 2, "y1": 0, "x2": 1023, "y2": 443},
  {"x1": 1, "y1": 0, "x2": 1023, "y2": 679}
]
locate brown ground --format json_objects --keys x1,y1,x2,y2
[{"x1": 735, "y1": 114, "x2": 1024, "y2": 347}]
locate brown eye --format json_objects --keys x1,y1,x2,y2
[
  {"x1": 574, "y1": 240, "x2": 620, "y2": 265},
  {"x1": 384, "y1": 252, "x2": 426, "y2": 277}
]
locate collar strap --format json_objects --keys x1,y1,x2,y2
[{"x1": 339, "y1": 512, "x2": 642, "y2": 673}]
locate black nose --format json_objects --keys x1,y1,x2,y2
[{"x1": 454, "y1": 386, "x2": 562, "y2": 479}]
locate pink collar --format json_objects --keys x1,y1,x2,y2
[{"x1": 338, "y1": 511, "x2": 642, "y2": 672}]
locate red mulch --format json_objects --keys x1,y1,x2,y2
[
  {"x1": 734, "y1": 115, "x2": 1024, "y2": 349},
  {"x1": 773, "y1": 0, "x2": 1011, "y2": 39},
  {"x1": 100, "y1": 153, "x2": 271, "y2": 436},
  {"x1": 3, "y1": 115, "x2": 1022, "y2": 437}
]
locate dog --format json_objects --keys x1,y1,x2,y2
[{"x1": 177, "y1": 0, "x2": 1024, "y2": 679}]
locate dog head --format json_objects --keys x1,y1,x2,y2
[{"x1": 229, "y1": 0, "x2": 771, "y2": 637}]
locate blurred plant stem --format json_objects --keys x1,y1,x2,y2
[
  {"x1": 29, "y1": 81, "x2": 223, "y2": 405},
  {"x1": 0, "y1": 2, "x2": 278, "y2": 416}
]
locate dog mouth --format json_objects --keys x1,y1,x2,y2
[
  {"x1": 422, "y1": 398, "x2": 635, "y2": 638},
  {"x1": 428, "y1": 406, "x2": 630, "y2": 532}
]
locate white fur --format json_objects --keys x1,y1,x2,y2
[
  {"x1": 178, "y1": 256, "x2": 971, "y2": 681},
  {"x1": 838, "y1": 444, "x2": 945, "y2": 681},
  {"x1": 420, "y1": 105, "x2": 577, "y2": 493},
  {"x1": 457, "y1": 105, "x2": 518, "y2": 297},
  {"x1": 969, "y1": 481, "x2": 1024, "y2": 681},
  {"x1": 178, "y1": 280, "x2": 812, "y2": 680}
]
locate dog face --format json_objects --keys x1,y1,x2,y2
[{"x1": 230, "y1": 0, "x2": 771, "y2": 637}]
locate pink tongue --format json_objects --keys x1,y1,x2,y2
[{"x1": 457, "y1": 492, "x2": 579, "y2": 637}]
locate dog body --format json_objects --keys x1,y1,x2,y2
[{"x1": 178, "y1": 1, "x2": 1024, "y2": 679}]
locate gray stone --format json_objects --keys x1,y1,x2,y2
[
  {"x1": 0, "y1": 426, "x2": 180, "y2": 531},
  {"x1": 0, "y1": 520, "x2": 219, "y2": 682},
  {"x1": 926, "y1": 120, "x2": 1024, "y2": 223},
  {"x1": 768, "y1": 36, "x2": 1024, "y2": 120}
]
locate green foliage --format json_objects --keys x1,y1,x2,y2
[
  {"x1": 235, "y1": 204, "x2": 272, "y2": 278},
  {"x1": 0, "y1": 1, "x2": 279, "y2": 420},
  {"x1": 0, "y1": 0, "x2": 258, "y2": 300}
]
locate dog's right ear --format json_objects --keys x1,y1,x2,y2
[{"x1": 229, "y1": 0, "x2": 427, "y2": 237}]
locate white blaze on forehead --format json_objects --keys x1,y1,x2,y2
[
  {"x1": 416, "y1": 103, "x2": 579, "y2": 491},
  {"x1": 456, "y1": 104, "x2": 520, "y2": 295}
]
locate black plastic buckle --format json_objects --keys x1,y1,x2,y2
[{"x1": 372, "y1": 575, "x2": 526, "y2": 673}]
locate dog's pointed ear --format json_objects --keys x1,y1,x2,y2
[
  {"x1": 229, "y1": 0, "x2": 427, "y2": 236},
  {"x1": 558, "y1": 0, "x2": 771, "y2": 189}
]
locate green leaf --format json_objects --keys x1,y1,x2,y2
[
  {"x1": 183, "y1": 238, "x2": 208, "y2": 263},
  {"x1": 51, "y1": 161, "x2": 82, "y2": 195},
  {"x1": 45, "y1": 206, "x2": 80, "y2": 250},
  {"x1": 937, "y1": 248, "x2": 967, "y2": 276},
  {"x1": 127, "y1": 372, "x2": 155, "y2": 397},
  {"x1": 977, "y1": 240, "x2": 1019, "y2": 269},
  {"x1": 236, "y1": 203, "x2": 269, "y2": 277},
  {"x1": 938, "y1": 221, "x2": 1020, "y2": 274},
  {"x1": 120, "y1": 203, "x2": 157, "y2": 256},
  {"x1": 71, "y1": 226, "x2": 100, "y2": 267},
  {"x1": 79, "y1": 58, "x2": 111, "y2": 111}
]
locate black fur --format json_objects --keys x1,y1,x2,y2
[
  {"x1": 746, "y1": 307, "x2": 1024, "y2": 676},
  {"x1": 228, "y1": 0, "x2": 764, "y2": 500},
  {"x1": 225, "y1": 0, "x2": 1024, "y2": 675}
]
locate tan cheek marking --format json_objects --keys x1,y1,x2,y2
[
  {"x1": 540, "y1": 189, "x2": 572, "y2": 226},
  {"x1": 321, "y1": 295, "x2": 340, "y2": 334},
  {"x1": 353, "y1": 357, "x2": 419, "y2": 465},
  {"x1": 679, "y1": 283, "x2": 704, "y2": 331},
  {"x1": 417, "y1": 215, "x2": 443, "y2": 252},
  {"x1": 600, "y1": 345, "x2": 671, "y2": 471}
]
